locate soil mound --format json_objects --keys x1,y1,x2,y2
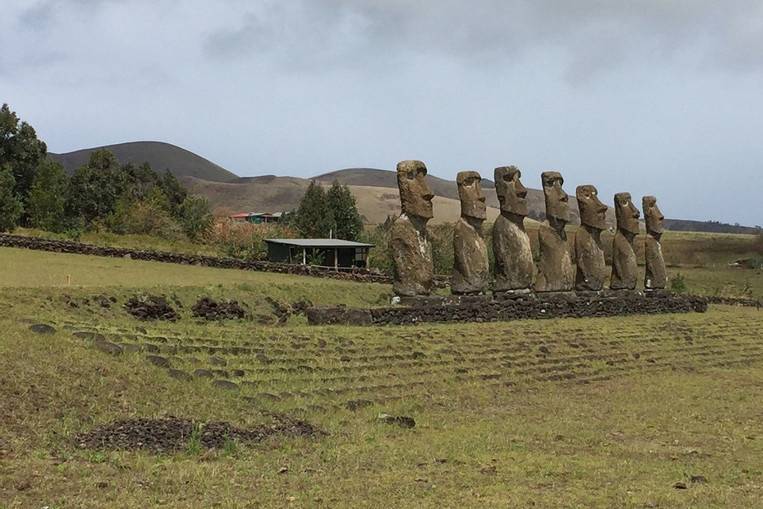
[
  {"x1": 191, "y1": 297, "x2": 247, "y2": 320},
  {"x1": 74, "y1": 417, "x2": 321, "y2": 453},
  {"x1": 124, "y1": 295, "x2": 179, "y2": 321}
]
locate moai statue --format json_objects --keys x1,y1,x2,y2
[
  {"x1": 452, "y1": 171, "x2": 489, "y2": 294},
  {"x1": 574, "y1": 185, "x2": 608, "y2": 291},
  {"x1": 391, "y1": 160, "x2": 435, "y2": 296},
  {"x1": 610, "y1": 192, "x2": 640, "y2": 290},
  {"x1": 492, "y1": 166, "x2": 534, "y2": 291},
  {"x1": 534, "y1": 171, "x2": 574, "y2": 292},
  {"x1": 643, "y1": 195, "x2": 667, "y2": 289}
]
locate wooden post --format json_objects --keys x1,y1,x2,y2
[
  {"x1": 334, "y1": 248, "x2": 338, "y2": 270},
  {"x1": 302, "y1": 248, "x2": 306, "y2": 265}
]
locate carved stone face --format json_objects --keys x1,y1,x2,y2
[
  {"x1": 643, "y1": 195, "x2": 664, "y2": 235},
  {"x1": 576, "y1": 185, "x2": 608, "y2": 230},
  {"x1": 494, "y1": 166, "x2": 528, "y2": 216},
  {"x1": 541, "y1": 171, "x2": 569, "y2": 223},
  {"x1": 614, "y1": 192, "x2": 640, "y2": 235},
  {"x1": 396, "y1": 160, "x2": 434, "y2": 219},
  {"x1": 456, "y1": 170, "x2": 487, "y2": 220}
]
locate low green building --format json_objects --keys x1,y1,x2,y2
[{"x1": 264, "y1": 239, "x2": 374, "y2": 269}]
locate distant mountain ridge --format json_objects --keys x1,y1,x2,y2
[
  {"x1": 49, "y1": 141, "x2": 757, "y2": 232},
  {"x1": 49, "y1": 141, "x2": 238, "y2": 182}
]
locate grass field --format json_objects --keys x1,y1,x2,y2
[
  {"x1": 1, "y1": 246, "x2": 762, "y2": 507},
  {"x1": 1, "y1": 246, "x2": 760, "y2": 299}
]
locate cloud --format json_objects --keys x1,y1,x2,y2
[
  {"x1": 2, "y1": 0, "x2": 762, "y2": 225},
  {"x1": 201, "y1": 0, "x2": 763, "y2": 81}
]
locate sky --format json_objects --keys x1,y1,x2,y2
[{"x1": 2, "y1": 0, "x2": 762, "y2": 225}]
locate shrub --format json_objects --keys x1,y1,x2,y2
[
  {"x1": 107, "y1": 192, "x2": 183, "y2": 239},
  {"x1": 178, "y1": 195, "x2": 213, "y2": 240},
  {"x1": 362, "y1": 223, "x2": 393, "y2": 275},
  {"x1": 669, "y1": 273, "x2": 687, "y2": 294},
  {"x1": 27, "y1": 159, "x2": 68, "y2": 232},
  {"x1": 210, "y1": 221, "x2": 297, "y2": 260},
  {"x1": 0, "y1": 165, "x2": 23, "y2": 232}
]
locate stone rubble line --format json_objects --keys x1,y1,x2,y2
[{"x1": 307, "y1": 291, "x2": 710, "y2": 326}]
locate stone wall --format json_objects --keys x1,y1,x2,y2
[
  {"x1": 0, "y1": 234, "x2": 393, "y2": 284},
  {"x1": 306, "y1": 291, "x2": 708, "y2": 326},
  {"x1": 703, "y1": 295, "x2": 761, "y2": 307}
]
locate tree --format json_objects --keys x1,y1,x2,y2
[
  {"x1": 27, "y1": 159, "x2": 68, "y2": 232},
  {"x1": 65, "y1": 149, "x2": 126, "y2": 224},
  {"x1": 293, "y1": 181, "x2": 335, "y2": 238},
  {"x1": 160, "y1": 170, "x2": 188, "y2": 215},
  {"x1": 0, "y1": 165, "x2": 23, "y2": 232},
  {"x1": 120, "y1": 162, "x2": 161, "y2": 202},
  {"x1": 326, "y1": 180, "x2": 363, "y2": 241},
  {"x1": 0, "y1": 104, "x2": 48, "y2": 218},
  {"x1": 178, "y1": 195, "x2": 213, "y2": 240}
]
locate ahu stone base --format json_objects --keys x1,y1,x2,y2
[{"x1": 306, "y1": 291, "x2": 708, "y2": 326}]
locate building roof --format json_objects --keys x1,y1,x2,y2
[
  {"x1": 265, "y1": 238, "x2": 374, "y2": 248},
  {"x1": 230, "y1": 211, "x2": 283, "y2": 218}
]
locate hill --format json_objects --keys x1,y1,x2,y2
[
  {"x1": 315, "y1": 167, "x2": 564, "y2": 223},
  {"x1": 47, "y1": 143, "x2": 754, "y2": 231},
  {"x1": 196, "y1": 167, "x2": 583, "y2": 225},
  {"x1": 183, "y1": 176, "x2": 512, "y2": 225},
  {"x1": 664, "y1": 219, "x2": 761, "y2": 235},
  {"x1": 315, "y1": 167, "x2": 497, "y2": 200},
  {"x1": 49, "y1": 141, "x2": 238, "y2": 182}
]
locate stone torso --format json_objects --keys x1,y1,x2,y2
[
  {"x1": 644, "y1": 234, "x2": 667, "y2": 289},
  {"x1": 534, "y1": 221, "x2": 573, "y2": 292},
  {"x1": 574, "y1": 225, "x2": 607, "y2": 291},
  {"x1": 451, "y1": 217, "x2": 489, "y2": 294},
  {"x1": 390, "y1": 213, "x2": 433, "y2": 296},
  {"x1": 492, "y1": 213, "x2": 534, "y2": 291},
  {"x1": 610, "y1": 230, "x2": 638, "y2": 290}
]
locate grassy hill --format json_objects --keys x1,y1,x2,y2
[{"x1": 49, "y1": 141, "x2": 238, "y2": 182}]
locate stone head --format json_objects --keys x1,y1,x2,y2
[
  {"x1": 396, "y1": 160, "x2": 434, "y2": 220},
  {"x1": 541, "y1": 171, "x2": 569, "y2": 223},
  {"x1": 494, "y1": 166, "x2": 528, "y2": 217},
  {"x1": 614, "y1": 192, "x2": 640, "y2": 235},
  {"x1": 643, "y1": 195, "x2": 664, "y2": 235},
  {"x1": 576, "y1": 185, "x2": 608, "y2": 230},
  {"x1": 456, "y1": 170, "x2": 487, "y2": 220}
]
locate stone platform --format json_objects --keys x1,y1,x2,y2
[{"x1": 306, "y1": 290, "x2": 708, "y2": 326}]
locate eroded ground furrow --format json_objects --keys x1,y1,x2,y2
[{"x1": 60, "y1": 307, "x2": 763, "y2": 412}]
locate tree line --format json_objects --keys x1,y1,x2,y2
[{"x1": 0, "y1": 103, "x2": 212, "y2": 239}]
